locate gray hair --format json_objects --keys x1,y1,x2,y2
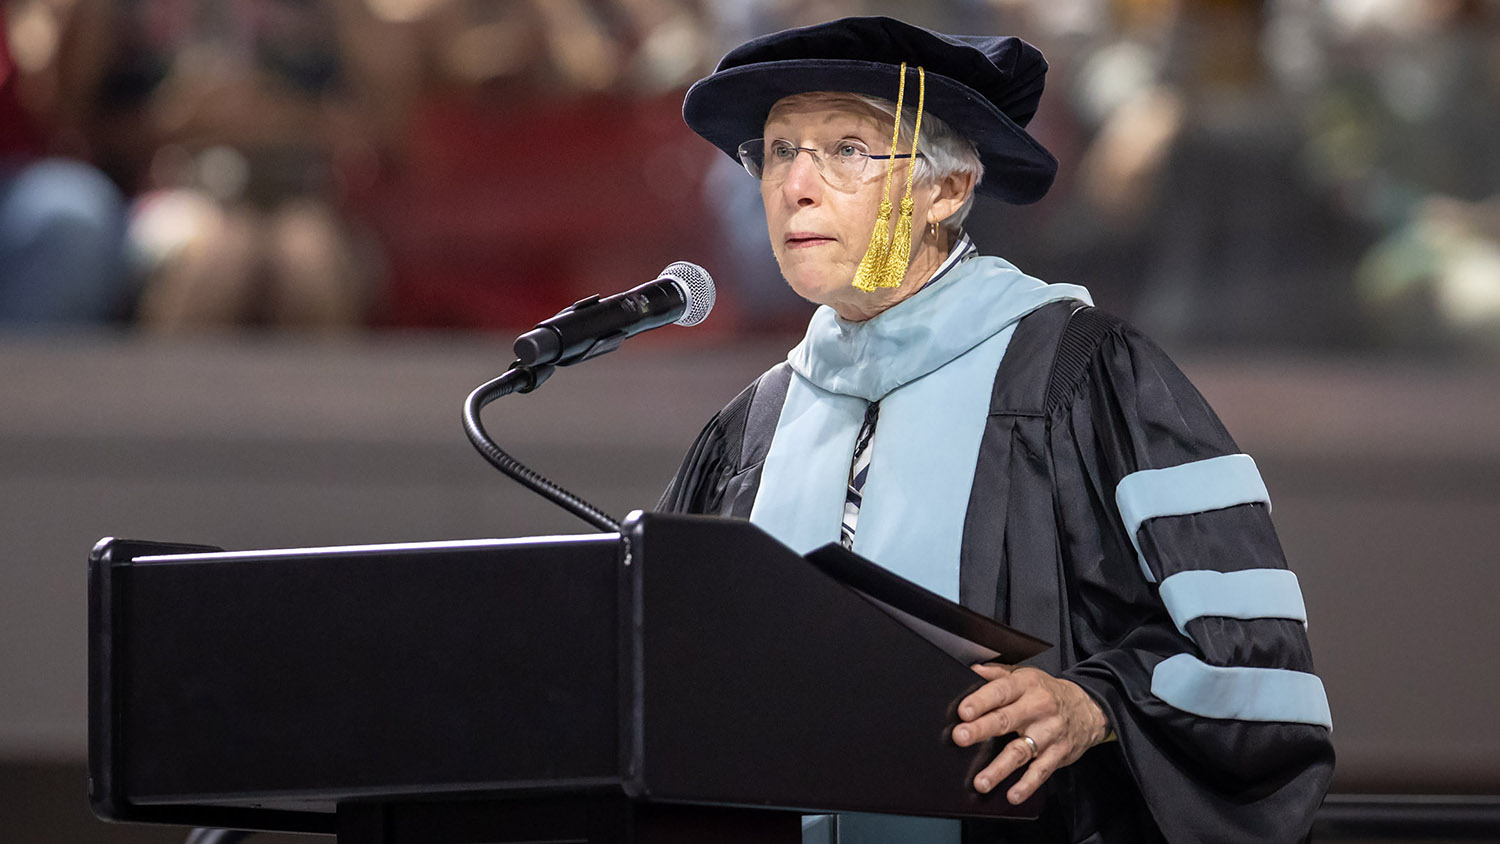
[{"x1": 769, "y1": 91, "x2": 984, "y2": 234}]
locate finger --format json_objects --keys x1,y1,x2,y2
[
  {"x1": 958, "y1": 676, "x2": 1023, "y2": 722},
  {"x1": 1006, "y1": 742, "x2": 1066, "y2": 805},
  {"x1": 970, "y1": 662, "x2": 1013, "y2": 679},
  {"x1": 953, "y1": 692, "x2": 1052, "y2": 746},
  {"x1": 972, "y1": 735, "x2": 1038, "y2": 794}
]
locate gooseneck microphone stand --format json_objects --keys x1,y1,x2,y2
[
  {"x1": 453, "y1": 261, "x2": 713, "y2": 534},
  {"x1": 460, "y1": 360, "x2": 622, "y2": 533}
]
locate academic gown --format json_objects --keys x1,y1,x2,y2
[{"x1": 658, "y1": 279, "x2": 1335, "y2": 843}]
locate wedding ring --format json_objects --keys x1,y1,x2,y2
[{"x1": 1019, "y1": 734, "x2": 1039, "y2": 759}]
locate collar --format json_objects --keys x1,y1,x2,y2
[
  {"x1": 787, "y1": 243, "x2": 1092, "y2": 401},
  {"x1": 918, "y1": 230, "x2": 979, "y2": 292}
]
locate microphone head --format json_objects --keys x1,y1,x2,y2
[{"x1": 661, "y1": 261, "x2": 716, "y2": 327}]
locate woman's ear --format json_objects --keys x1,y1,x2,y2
[{"x1": 928, "y1": 169, "x2": 977, "y2": 227}]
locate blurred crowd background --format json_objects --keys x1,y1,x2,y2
[
  {"x1": 2, "y1": 0, "x2": 1499, "y2": 355},
  {"x1": 5, "y1": 8, "x2": 1500, "y2": 840}
]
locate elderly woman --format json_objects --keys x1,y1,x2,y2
[{"x1": 661, "y1": 16, "x2": 1333, "y2": 844}]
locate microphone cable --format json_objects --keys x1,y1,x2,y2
[{"x1": 462, "y1": 361, "x2": 621, "y2": 533}]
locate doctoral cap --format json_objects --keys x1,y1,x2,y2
[{"x1": 682, "y1": 15, "x2": 1058, "y2": 204}]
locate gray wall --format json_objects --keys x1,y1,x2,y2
[{"x1": 3, "y1": 333, "x2": 1499, "y2": 839}]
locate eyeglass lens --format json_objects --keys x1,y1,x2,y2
[{"x1": 738, "y1": 139, "x2": 877, "y2": 190}]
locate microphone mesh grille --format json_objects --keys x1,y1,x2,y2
[{"x1": 663, "y1": 261, "x2": 716, "y2": 327}]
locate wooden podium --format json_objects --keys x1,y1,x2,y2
[{"x1": 89, "y1": 512, "x2": 1042, "y2": 842}]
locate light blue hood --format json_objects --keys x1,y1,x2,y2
[{"x1": 750, "y1": 255, "x2": 1091, "y2": 600}]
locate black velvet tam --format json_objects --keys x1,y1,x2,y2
[{"x1": 683, "y1": 16, "x2": 1058, "y2": 204}]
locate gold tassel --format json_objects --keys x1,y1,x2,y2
[
  {"x1": 878, "y1": 66, "x2": 925, "y2": 288},
  {"x1": 852, "y1": 63, "x2": 909, "y2": 292},
  {"x1": 851, "y1": 196, "x2": 893, "y2": 293},
  {"x1": 884, "y1": 196, "x2": 915, "y2": 287}
]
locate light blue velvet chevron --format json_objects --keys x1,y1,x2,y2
[
  {"x1": 1115, "y1": 454, "x2": 1271, "y2": 583},
  {"x1": 1157, "y1": 568, "x2": 1308, "y2": 639},
  {"x1": 1151, "y1": 654, "x2": 1333, "y2": 729}
]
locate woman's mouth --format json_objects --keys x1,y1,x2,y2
[{"x1": 786, "y1": 232, "x2": 835, "y2": 249}]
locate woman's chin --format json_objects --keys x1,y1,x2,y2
[{"x1": 782, "y1": 266, "x2": 854, "y2": 309}]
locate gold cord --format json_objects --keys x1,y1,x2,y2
[
  {"x1": 852, "y1": 63, "x2": 908, "y2": 292},
  {"x1": 879, "y1": 66, "x2": 925, "y2": 288}
]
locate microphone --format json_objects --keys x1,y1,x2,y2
[{"x1": 512, "y1": 261, "x2": 716, "y2": 367}]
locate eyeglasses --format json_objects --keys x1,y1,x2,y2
[{"x1": 737, "y1": 138, "x2": 923, "y2": 192}]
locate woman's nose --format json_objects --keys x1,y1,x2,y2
[{"x1": 781, "y1": 150, "x2": 823, "y2": 205}]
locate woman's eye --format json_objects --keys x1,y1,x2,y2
[
  {"x1": 836, "y1": 143, "x2": 862, "y2": 159},
  {"x1": 769, "y1": 142, "x2": 796, "y2": 160}
]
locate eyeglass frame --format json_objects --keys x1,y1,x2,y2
[{"x1": 736, "y1": 137, "x2": 925, "y2": 192}]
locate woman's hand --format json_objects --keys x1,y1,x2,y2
[{"x1": 952, "y1": 663, "x2": 1111, "y2": 804}]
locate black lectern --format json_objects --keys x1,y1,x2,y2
[{"x1": 90, "y1": 512, "x2": 1043, "y2": 843}]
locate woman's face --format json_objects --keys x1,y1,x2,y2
[{"x1": 759, "y1": 94, "x2": 954, "y2": 321}]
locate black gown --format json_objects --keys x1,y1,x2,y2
[{"x1": 659, "y1": 301, "x2": 1335, "y2": 844}]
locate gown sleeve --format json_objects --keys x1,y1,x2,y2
[
  {"x1": 656, "y1": 377, "x2": 757, "y2": 515},
  {"x1": 1050, "y1": 314, "x2": 1335, "y2": 844}
]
